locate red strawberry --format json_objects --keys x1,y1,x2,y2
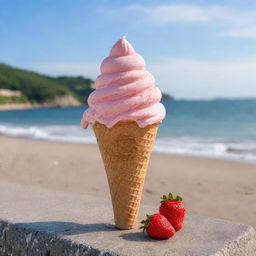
[
  {"x1": 140, "y1": 213, "x2": 175, "y2": 239},
  {"x1": 159, "y1": 192, "x2": 186, "y2": 231}
]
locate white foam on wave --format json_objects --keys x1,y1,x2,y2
[
  {"x1": 154, "y1": 137, "x2": 256, "y2": 164},
  {"x1": 0, "y1": 124, "x2": 96, "y2": 144},
  {"x1": 0, "y1": 124, "x2": 256, "y2": 164}
]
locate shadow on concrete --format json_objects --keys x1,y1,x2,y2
[
  {"x1": 121, "y1": 232, "x2": 161, "y2": 242},
  {"x1": 15, "y1": 221, "x2": 117, "y2": 236}
]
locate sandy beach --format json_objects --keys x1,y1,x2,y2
[{"x1": 0, "y1": 136, "x2": 255, "y2": 227}]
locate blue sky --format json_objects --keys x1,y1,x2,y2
[{"x1": 1, "y1": 0, "x2": 256, "y2": 99}]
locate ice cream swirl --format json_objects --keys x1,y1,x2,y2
[{"x1": 81, "y1": 37, "x2": 166, "y2": 129}]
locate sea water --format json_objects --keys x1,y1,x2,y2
[{"x1": 0, "y1": 99, "x2": 256, "y2": 164}]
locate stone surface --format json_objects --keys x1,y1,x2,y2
[{"x1": 0, "y1": 181, "x2": 256, "y2": 256}]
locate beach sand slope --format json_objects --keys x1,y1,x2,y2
[{"x1": 0, "y1": 136, "x2": 255, "y2": 227}]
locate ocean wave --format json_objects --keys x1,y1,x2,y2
[
  {"x1": 154, "y1": 137, "x2": 256, "y2": 163},
  {"x1": 0, "y1": 124, "x2": 96, "y2": 144},
  {"x1": 0, "y1": 124, "x2": 256, "y2": 164}
]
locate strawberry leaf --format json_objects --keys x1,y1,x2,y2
[
  {"x1": 140, "y1": 214, "x2": 153, "y2": 233},
  {"x1": 161, "y1": 192, "x2": 183, "y2": 202},
  {"x1": 168, "y1": 192, "x2": 174, "y2": 200}
]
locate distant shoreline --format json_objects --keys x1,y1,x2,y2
[
  {"x1": 0, "y1": 103, "x2": 85, "y2": 111},
  {"x1": 0, "y1": 103, "x2": 41, "y2": 111},
  {"x1": 0, "y1": 97, "x2": 174, "y2": 111}
]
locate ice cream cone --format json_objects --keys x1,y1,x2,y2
[
  {"x1": 93, "y1": 121, "x2": 158, "y2": 229},
  {"x1": 81, "y1": 38, "x2": 165, "y2": 228}
]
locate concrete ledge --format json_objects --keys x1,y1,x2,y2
[{"x1": 0, "y1": 181, "x2": 256, "y2": 256}]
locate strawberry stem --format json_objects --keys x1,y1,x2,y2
[
  {"x1": 161, "y1": 192, "x2": 183, "y2": 202},
  {"x1": 140, "y1": 214, "x2": 152, "y2": 232}
]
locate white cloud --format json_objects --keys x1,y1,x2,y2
[
  {"x1": 35, "y1": 62, "x2": 99, "y2": 79},
  {"x1": 101, "y1": 4, "x2": 256, "y2": 38},
  {"x1": 128, "y1": 4, "x2": 211, "y2": 24},
  {"x1": 223, "y1": 27, "x2": 256, "y2": 38},
  {"x1": 103, "y1": 4, "x2": 256, "y2": 26},
  {"x1": 33, "y1": 58, "x2": 256, "y2": 99},
  {"x1": 149, "y1": 58, "x2": 256, "y2": 99}
]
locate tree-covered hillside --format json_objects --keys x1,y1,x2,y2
[
  {"x1": 0, "y1": 64, "x2": 93, "y2": 104},
  {"x1": 55, "y1": 76, "x2": 93, "y2": 103}
]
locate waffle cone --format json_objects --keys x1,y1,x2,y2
[{"x1": 93, "y1": 121, "x2": 158, "y2": 229}]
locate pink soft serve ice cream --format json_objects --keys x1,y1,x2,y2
[{"x1": 81, "y1": 37, "x2": 165, "y2": 129}]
